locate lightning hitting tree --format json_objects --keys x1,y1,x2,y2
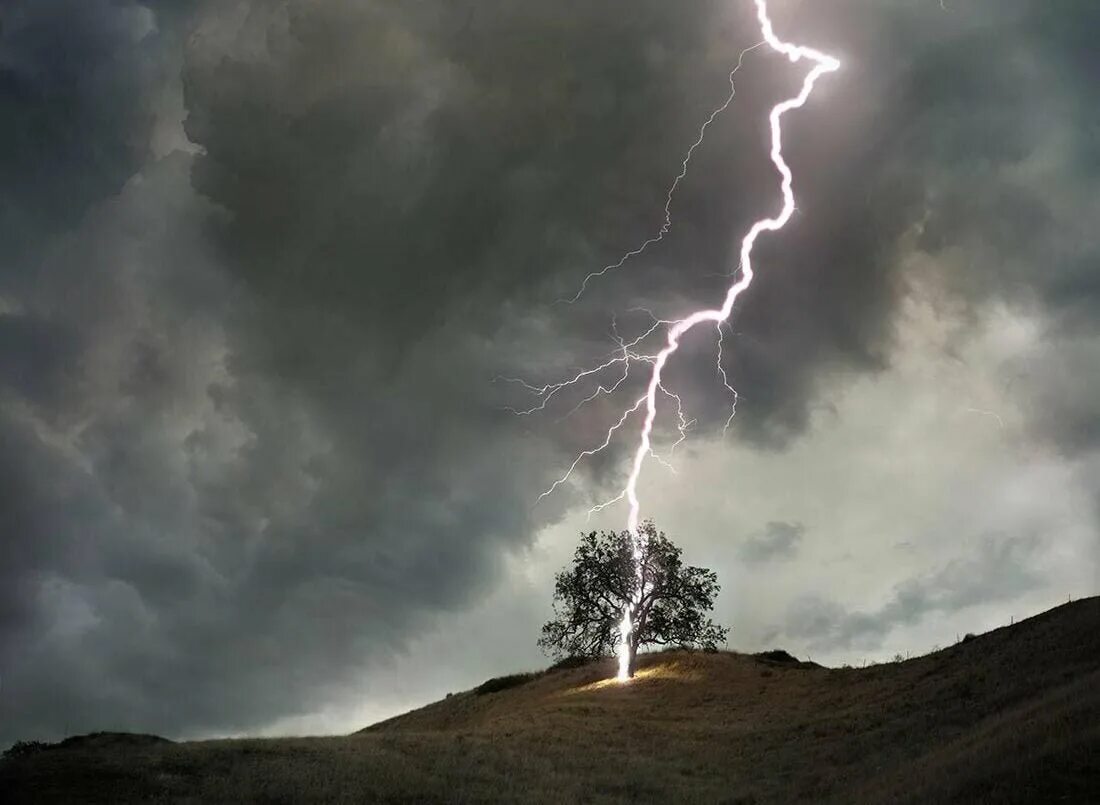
[
  {"x1": 538, "y1": 521, "x2": 728, "y2": 678},
  {"x1": 513, "y1": 0, "x2": 840, "y2": 681}
]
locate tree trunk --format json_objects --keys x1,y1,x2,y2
[{"x1": 625, "y1": 604, "x2": 646, "y2": 678}]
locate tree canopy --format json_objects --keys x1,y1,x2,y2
[{"x1": 538, "y1": 521, "x2": 728, "y2": 677}]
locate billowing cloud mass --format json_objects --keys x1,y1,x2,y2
[{"x1": 1, "y1": 0, "x2": 1098, "y2": 744}]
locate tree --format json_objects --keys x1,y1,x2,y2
[{"x1": 538, "y1": 521, "x2": 728, "y2": 678}]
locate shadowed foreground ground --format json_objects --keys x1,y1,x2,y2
[{"x1": 3, "y1": 597, "x2": 1099, "y2": 803}]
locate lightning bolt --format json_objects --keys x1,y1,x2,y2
[
  {"x1": 560, "y1": 40, "x2": 765, "y2": 304},
  {"x1": 515, "y1": 0, "x2": 839, "y2": 681},
  {"x1": 965, "y1": 407, "x2": 1005, "y2": 428}
]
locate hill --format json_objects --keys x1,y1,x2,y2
[{"x1": 3, "y1": 597, "x2": 1099, "y2": 803}]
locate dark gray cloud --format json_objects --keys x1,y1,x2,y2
[
  {"x1": 0, "y1": 1, "x2": 170, "y2": 278},
  {"x1": 0, "y1": 0, "x2": 1098, "y2": 746},
  {"x1": 739, "y1": 521, "x2": 804, "y2": 563}
]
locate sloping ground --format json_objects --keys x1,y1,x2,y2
[{"x1": 3, "y1": 598, "x2": 1099, "y2": 803}]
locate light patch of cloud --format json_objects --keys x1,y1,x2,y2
[{"x1": 782, "y1": 533, "x2": 1040, "y2": 652}]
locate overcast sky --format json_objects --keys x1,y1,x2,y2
[{"x1": 1, "y1": 0, "x2": 1098, "y2": 745}]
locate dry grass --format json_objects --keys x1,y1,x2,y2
[{"x1": 4, "y1": 597, "x2": 1099, "y2": 803}]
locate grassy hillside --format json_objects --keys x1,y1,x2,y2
[{"x1": 3, "y1": 597, "x2": 1099, "y2": 803}]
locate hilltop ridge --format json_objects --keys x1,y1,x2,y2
[{"x1": 3, "y1": 597, "x2": 1099, "y2": 803}]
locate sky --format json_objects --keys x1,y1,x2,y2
[{"x1": 0, "y1": 0, "x2": 1098, "y2": 745}]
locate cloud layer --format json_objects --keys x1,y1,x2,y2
[{"x1": 0, "y1": 0, "x2": 1097, "y2": 744}]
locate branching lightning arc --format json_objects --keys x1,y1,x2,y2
[{"x1": 509, "y1": 0, "x2": 839, "y2": 680}]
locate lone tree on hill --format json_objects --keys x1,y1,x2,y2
[{"x1": 538, "y1": 521, "x2": 728, "y2": 678}]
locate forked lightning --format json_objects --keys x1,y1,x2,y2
[{"x1": 512, "y1": 0, "x2": 839, "y2": 680}]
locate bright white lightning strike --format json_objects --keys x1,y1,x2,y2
[{"x1": 515, "y1": 1, "x2": 839, "y2": 682}]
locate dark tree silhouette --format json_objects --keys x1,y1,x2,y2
[{"x1": 538, "y1": 521, "x2": 728, "y2": 678}]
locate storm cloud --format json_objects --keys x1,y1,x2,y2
[{"x1": 1, "y1": 0, "x2": 1098, "y2": 745}]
